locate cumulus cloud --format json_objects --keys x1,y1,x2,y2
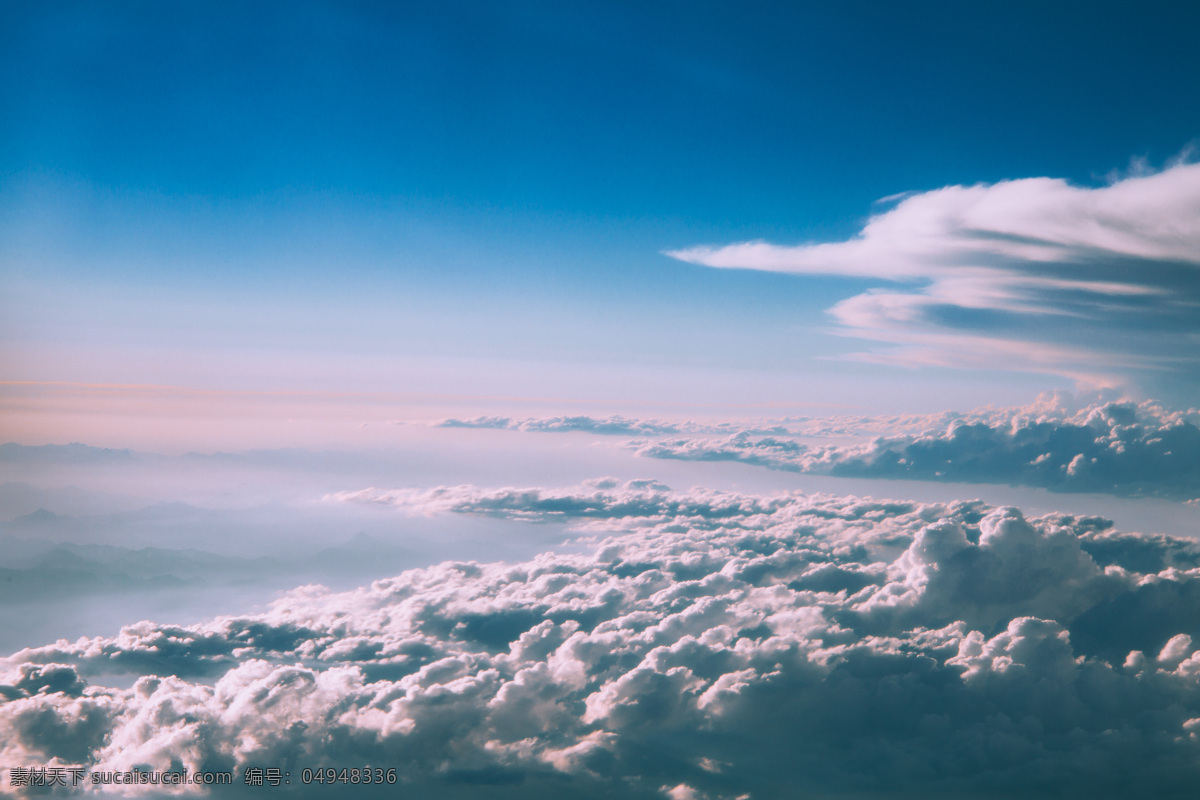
[
  {"x1": 623, "y1": 396, "x2": 1200, "y2": 500},
  {"x1": 409, "y1": 394, "x2": 1200, "y2": 499},
  {"x1": 10, "y1": 480, "x2": 1200, "y2": 797},
  {"x1": 829, "y1": 398, "x2": 1200, "y2": 499},
  {"x1": 668, "y1": 160, "x2": 1200, "y2": 384}
]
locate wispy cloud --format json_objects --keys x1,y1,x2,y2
[
  {"x1": 669, "y1": 161, "x2": 1200, "y2": 277},
  {"x1": 667, "y1": 160, "x2": 1200, "y2": 385},
  {"x1": 327, "y1": 478, "x2": 799, "y2": 527},
  {"x1": 434, "y1": 415, "x2": 795, "y2": 437},
  {"x1": 436, "y1": 415, "x2": 687, "y2": 436}
]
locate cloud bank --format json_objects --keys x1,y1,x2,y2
[
  {"x1": 668, "y1": 160, "x2": 1200, "y2": 385},
  {"x1": 435, "y1": 395, "x2": 1200, "y2": 499},
  {"x1": 830, "y1": 399, "x2": 1200, "y2": 498},
  {"x1": 9, "y1": 482, "x2": 1200, "y2": 797},
  {"x1": 632, "y1": 398, "x2": 1200, "y2": 499}
]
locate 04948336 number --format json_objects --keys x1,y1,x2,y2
[{"x1": 300, "y1": 768, "x2": 397, "y2": 785}]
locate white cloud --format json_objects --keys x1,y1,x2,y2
[
  {"x1": 667, "y1": 161, "x2": 1200, "y2": 384},
  {"x1": 668, "y1": 162, "x2": 1200, "y2": 278},
  {"x1": 826, "y1": 398, "x2": 1200, "y2": 499},
  {"x1": 9, "y1": 481, "x2": 1200, "y2": 796},
  {"x1": 620, "y1": 396, "x2": 1200, "y2": 499}
]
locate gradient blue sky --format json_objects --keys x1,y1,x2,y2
[{"x1": 4, "y1": 1, "x2": 1200, "y2": 446}]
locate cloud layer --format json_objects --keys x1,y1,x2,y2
[
  {"x1": 669, "y1": 161, "x2": 1200, "y2": 385},
  {"x1": 436, "y1": 415, "x2": 687, "y2": 436},
  {"x1": 434, "y1": 416, "x2": 793, "y2": 438},
  {"x1": 630, "y1": 397, "x2": 1200, "y2": 499},
  {"x1": 9, "y1": 481, "x2": 1200, "y2": 797}
]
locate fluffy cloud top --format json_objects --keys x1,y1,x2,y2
[
  {"x1": 668, "y1": 161, "x2": 1200, "y2": 384},
  {"x1": 830, "y1": 399, "x2": 1200, "y2": 498},
  {"x1": 425, "y1": 396, "x2": 1200, "y2": 499},
  {"x1": 620, "y1": 397, "x2": 1200, "y2": 499},
  {"x1": 9, "y1": 481, "x2": 1200, "y2": 797}
]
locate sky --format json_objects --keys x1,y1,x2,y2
[
  {"x1": 5, "y1": 0, "x2": 1200, "y2": 449},
  {"x1": 3, "y1": 2, "x2": 1200, "y2": 798}
]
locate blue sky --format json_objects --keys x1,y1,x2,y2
[{"x1": 4, "y1": 1, "x2": 1200, "y2": 442}]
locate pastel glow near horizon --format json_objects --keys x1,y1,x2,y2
[{"x1": 3, "y1": 4, "x2": 1200, "y2": 799}]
